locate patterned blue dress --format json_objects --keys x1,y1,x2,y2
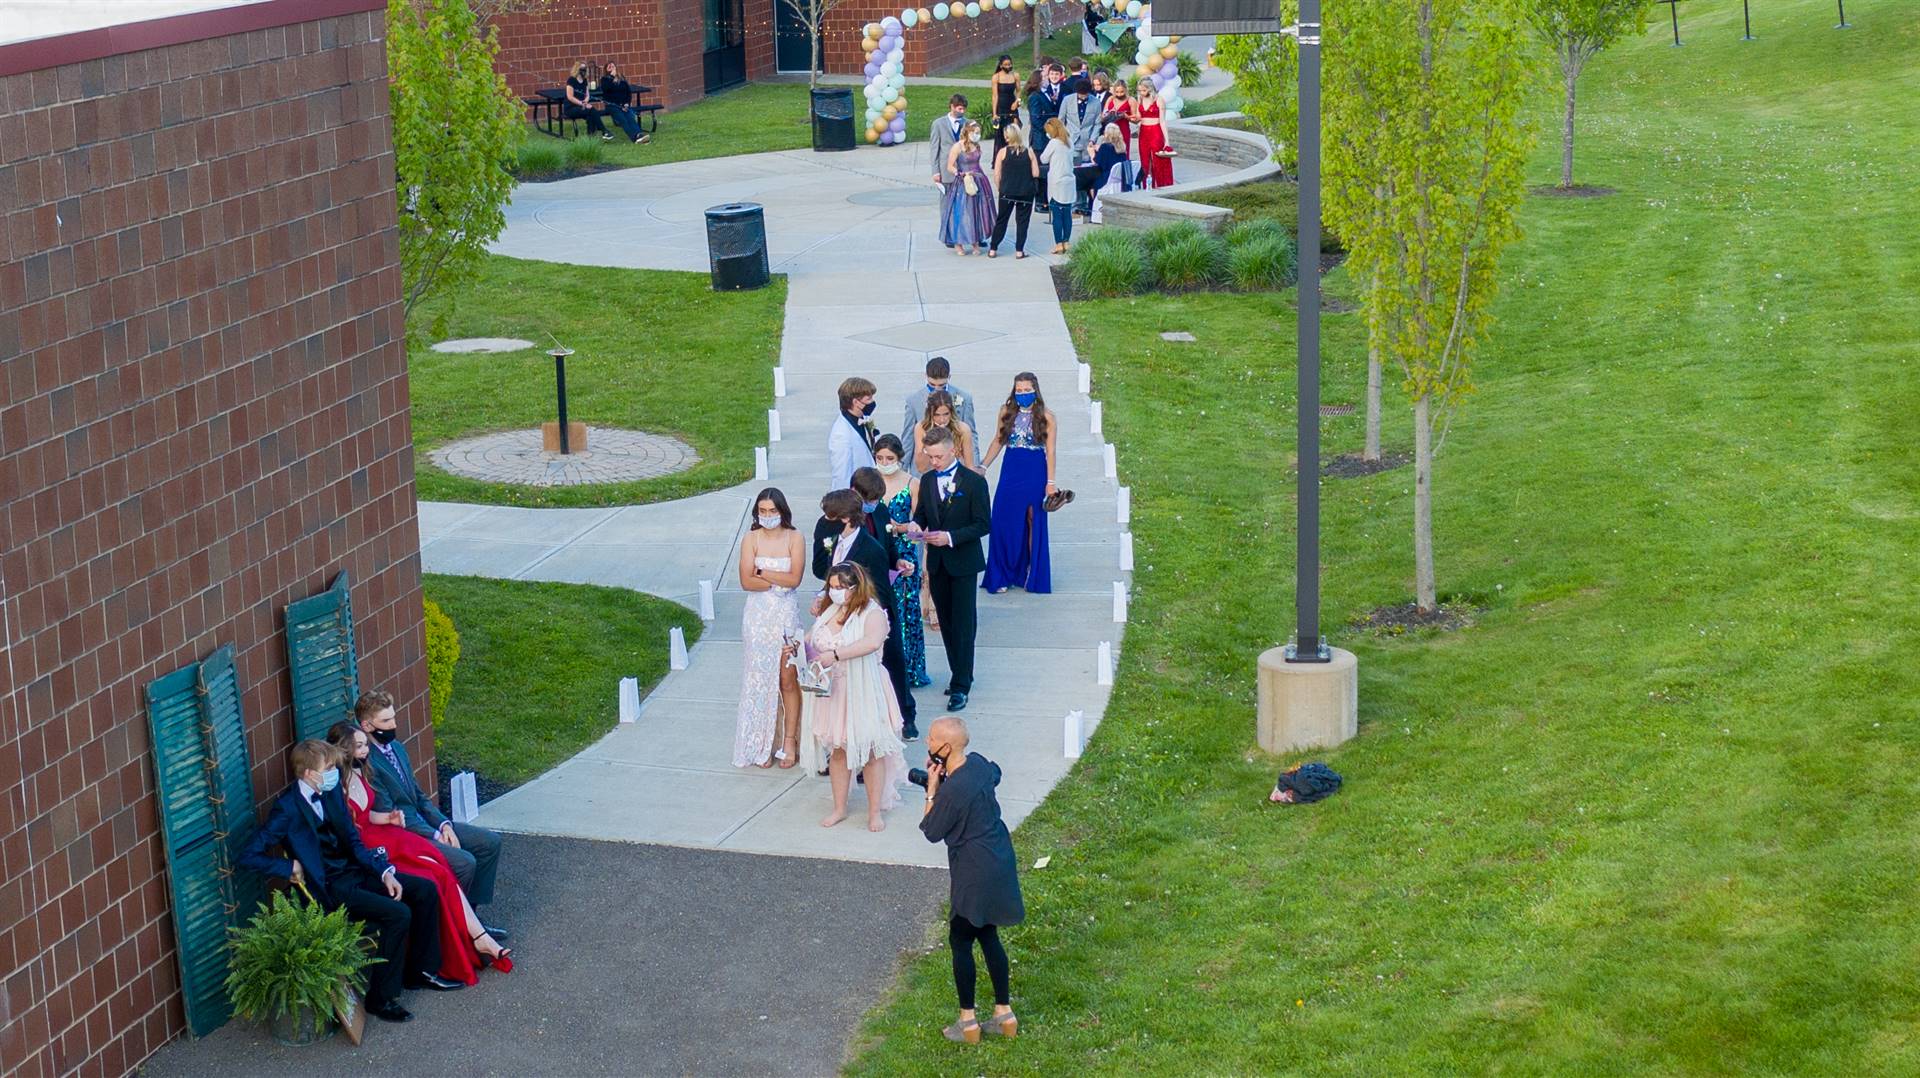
[{"x1": 883, "y1": 485, "x2": 932, "y2": 686}]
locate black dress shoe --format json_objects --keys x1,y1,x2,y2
[
  {"x1": 368, "y1": 1000, "x2": 413, "y2": 1023},
  {"x1": 481, "y1": 923, "x2": 510, "y2": 942},
  {"x1": 405, "y1": 972, "x2": 465, "y2": 992},
  {"x1": 948, "y1": 692, "x2": 968, "y2": 711},
  {"x1": 902, "y1": 724, "x2": 920, "y2": 742}
]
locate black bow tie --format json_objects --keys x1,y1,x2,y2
[{"x1": 309, "y1": 791, "x2": 323, "y2": 804}]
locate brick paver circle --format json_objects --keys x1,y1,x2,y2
[{"x1": 430, "y1": 427, "x2": 700, "y2": 486}]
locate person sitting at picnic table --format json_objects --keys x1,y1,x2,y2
[
  {"x1": 598, "y1": 60, "x2": 651, "y2": 145},
  {"x1": 564, "y1": 61, "x2": 613, "y2": 141}
]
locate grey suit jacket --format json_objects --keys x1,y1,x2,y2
[
  {"x1": 363, "y1": 738, "x2": 448, "y2": 840},
  {"x1": 901, "y1": 383, "x2": 979, "y2": 468},
  {"x1": 929, "y1": 115, "x2": 966, "y2": 182},
  {"x1": 1063, "y1": 93, "x2": 1100, "y2": 160}
]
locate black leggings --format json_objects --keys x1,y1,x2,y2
[
  {"x1": 990, "y1": 198, "x2": 1033, "y2": 253},
  {"x1": 949, "y1": 916, "x2": 1011, "y2": 1010}
]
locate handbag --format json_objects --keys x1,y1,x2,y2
[
  {"x1": 794, "y1": 658, "x2": 833, "y2": 696},
  {"x1": 1043, "y1": 488, "x2": 1075, "y2": 512},
  {"x1": 962, "y1": 172, "x2": 979, "y2": 197}
]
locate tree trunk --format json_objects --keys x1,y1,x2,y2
[
  {"x1": 810, "y1": 29, "x2": 820, "y2": 91},
  {"x1": 1411, "y1": 393, "x2": 1436, "y2": 612},
  {"x1": 1364, "y1": 267, "x2": 1382, "y2": 461},
  {"x1": 1031, "y1": 8, "x2": 1041, "y2": 69},
  {"x1": 1559, "y1": 62, "x2": 1577, "y2": 188}
]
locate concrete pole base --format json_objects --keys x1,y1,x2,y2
[{"x1": 1256, "y1": 646, "x2": 1358, "y2": 754}]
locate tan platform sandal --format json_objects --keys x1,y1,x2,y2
[
  {"x1": 943, "y1": 1019, "x2": 981, "y2": 1043},
  {"x1": 981, "y1": 1011, "x2": 1018, "y2": 1039}
]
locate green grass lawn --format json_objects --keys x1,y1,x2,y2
[
  {"x1": 848, "y1": 1, "x2": 1920, "y2": 1072},
  {"x1": 514, "y1": 80, "x2": 986, "y2": 175},
  {"x1": 407, "y1": 255, "x2": 785, "y2": 508},
  {"x1": 423, "y1": 574, "x2": 701, "y2": 786}
]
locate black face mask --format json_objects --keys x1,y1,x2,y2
[
  {"x1": 928, "y1": 747, "x2": 951, "y2": 770},
  {"x1": 350, "y1": 756, "x2": 365, "y2": 768},
  {"x1": 861, "y1": 400, "x2": 876, "y2": 417},
  {"x1": 369, "y1": 727, "x2": 398, "y2": 746}
]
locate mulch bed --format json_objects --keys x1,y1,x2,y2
[
  {"x1": 436, "y1": 761, "x2": 518, "y2": 815},
  {"x1": 1351, "y1": 601, "x2": 1478, "y2": 636},
  {"x1": 1530, "y1": 183, "x2": 1617, "y2": 198},
  {"x1": 1324, "y1": 450, "x2": 1410, "y2": 478}
]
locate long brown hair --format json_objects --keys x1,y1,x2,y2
[
  {"x1": 827, "y1": 561, "x2": 876, "y2": 626},
  {"x1": 995, "y1": 372, "x2": 1050, "y2": 443}
]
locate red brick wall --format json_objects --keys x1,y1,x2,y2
[
  {"x1": 0, "y1": 8, "x2": 427, "y2": 1077},
  {"x1": 488, "y1": 0, "x2": 713, "y2": 111}
]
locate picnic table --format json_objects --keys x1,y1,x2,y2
[{"x1": 525, "y1": 85, "x2": 662, "y2": 138}]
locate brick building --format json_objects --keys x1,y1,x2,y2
[
  {"x1": 486, "y1": 0, "x2": 1083, "y2": 109},
  {"x1": 0, "y1": 1, "x2": 429, "y2": 1073}
]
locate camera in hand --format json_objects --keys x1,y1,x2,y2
[{"x1": 908, "y1": 768, "x2": 930, "y2": 788}]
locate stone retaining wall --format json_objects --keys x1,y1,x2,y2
[{"x1": 1096, "y1": 112, "x2": 1283, "y2": 233}]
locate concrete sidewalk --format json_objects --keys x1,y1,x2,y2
[{"x1": 427, "y1": 140, "x2": 1237, "y2": 865}]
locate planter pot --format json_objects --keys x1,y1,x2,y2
[{"x1": 268, "y1": 1005, "x2": 335, "y2": 1046}]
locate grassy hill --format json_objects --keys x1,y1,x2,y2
[{"x1": 849, "y1": 0, "x2": 1920, "y2": 1072}]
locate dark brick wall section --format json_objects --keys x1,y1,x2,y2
[{"x1": 0, "y1": 10, "x2": 428, "y2": 1077}]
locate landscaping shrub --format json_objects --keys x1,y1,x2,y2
[
  {"x1": 1226, "y1": 232, "x2": 1297, "y2": 290},
  {"x1": 1177, "y1": 52, "x2": 1202, "y2": 87},
  {"x1": 425, "y1": 597, "x2": 460, "y2": 726},
  {"x1": 1225, "y1": 216, "x2": 1289, "y2": 250},
  {"x1": 1068, "y1": 229, "x2": 1149, "y2": 297},
  {"x1": 564, "y1": 136, "x2": 606, "y2": 169},
  {"x1": 516, "y1": 139, "x2": 563, "y2": 177},
  {"x1": 1149, "y1": 229, "x2": 1228, "y2": 290},
  {"x1": 1142, "y1": 219, "x2": 1207, "y2": 257}
]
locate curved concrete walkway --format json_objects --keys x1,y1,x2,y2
[{"x1": 425, "y1": 141, "x2": 1233, "y2": 867}]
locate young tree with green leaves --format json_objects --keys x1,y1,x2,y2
[
  {"x1": 1212, "y1": 12, "x2": 1299, "y2": 173},
  {"x1": 1323, "y1": 0, "x2": 1534, "y2": 612},
  {"x1": 1529, "y1": 0, "x2": 1650, "y2": 188},
  {"x1": 387, "y1": 0, "x2": 520, "y2": 319}
]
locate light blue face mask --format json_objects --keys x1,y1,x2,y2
[
  {"x1": 861, "y1": 500, "x2": 879, "y2": 514},
  {"x1": 1015, "y1": 391, "x2": 1037, "y2": 407},
  {"x1": 318, "y1": 767, "x2": 341, "y2": 793}
]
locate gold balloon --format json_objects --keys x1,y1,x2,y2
[
  {"x1": 867, "y1": 129, "x2": 881, "y2": 143},
  {"x1": 1010, "y1": 0, "x2": 1024, "y2": 7},
  {"x1": 1160, "y1": 45, "x2": 1179, "y2": 59},
  {"x1": 1144, "y1": 55, "x2": 1164, "y2": 73},
  {"x1": 862, "y1": 37, "x2": 878, "y2": 52},
  {"x1": 883, "y1": 104, "x2": 898, "y2": 119},
  {"x1": 1169, "y1": 34, "x2": 1182, "y2": 43},
  {"x1": 918, "y1": 7, "x2": 932, "y2": 21},
  {"x1": 864, "y1": 22, "x2": 881, "y2": 37}
]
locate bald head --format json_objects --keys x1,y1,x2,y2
[{"x1": 928, "y1": 715, "x2": 970, "y2": 757}]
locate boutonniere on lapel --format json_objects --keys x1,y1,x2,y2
[{"x1": 821, "y1": 536, "x2": 835, "y2": 551}]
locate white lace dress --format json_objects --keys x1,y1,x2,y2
[{"x1": 732, "y1": 556, "x2": 803, "y2": 767}]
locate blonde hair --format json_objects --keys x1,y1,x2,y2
[
  {"x1": 1101, "y1": 123, "x2": 1124, "y2": 149},
  {"x1": 572, "y1": 61, "x2": 589, "y2": 79},
  {"x1": 289, "y1": 739, "x2": 340, "y2": 779},
  {"x1": 1044, "y1": 117, "x2": 1067, "y2": 142},
  {"x1": 1002, "y1": 123, "x2": 1026, "y2": 152}
]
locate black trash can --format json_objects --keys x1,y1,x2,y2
[
  {"x1": 810, "y1": 86, "x2": 855, "y2": 152},
  {"x1": 704, "y1": 202, "x2": 770, "y2": 291}
]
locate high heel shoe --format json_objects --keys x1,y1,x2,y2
[
  {"x1": 776, "y1": 736, "x2": 799, "y2": 769},
  {"x1": 473, "y1": 932, "x2": 514, "y2": 974}
]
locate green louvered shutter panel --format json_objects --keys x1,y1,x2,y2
[
  {"x1": 196, "y1": 645, "x2": 263, "y2": 923},
  {"x1": 284, "y1": 571, "x2": 359, "y2": 743},
  {"x1": 145, "y1": 663, "x2": 236, "y2": 1037}
]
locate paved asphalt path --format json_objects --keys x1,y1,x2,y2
[{"x1": 140, "y1": 835, "x2": 946, "y2": 1077}]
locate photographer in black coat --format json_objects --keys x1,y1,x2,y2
[{"x1": 919, "y1": 716, "x2": 1024, "y2": 1044}]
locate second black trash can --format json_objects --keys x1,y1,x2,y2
[
  {"x1": 704, "y1": 202, "x2": 770, "y2": 291},
  {"x1": 810, "y1": 86, "x2": 855, "y2": 152}
]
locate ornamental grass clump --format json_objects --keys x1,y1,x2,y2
[
  {"x1": 226, "y1": 890, "x2": 376, "y2": 1043},
  {"x1": 1150, "y1": 229, "x2": 1229, "y2": 291},
  {"x1": 1068, "y1": 229, "x2": 1150, "y2": 297},
  {"x1": 1224, "y1": 216, "x2": 1289, "y2": 251},
  {"x1": 516, "y1": 140, "x2": 563, "y2": 178},
  {"x1": 1227, "y1": 232, "x2": 1298, "y2": 291},
  {"x1": 564, "y1": 136, "x2": 607, "y2": 169}
]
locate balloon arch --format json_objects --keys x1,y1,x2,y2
[{"x1": 859, "y1": 0, "x2": 1188, "y2": 145}]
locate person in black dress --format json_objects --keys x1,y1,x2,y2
[
  {"x1": 563, "y1": 62, "x2": 612, "y2": 140},
  {"x1": 989, "y1": 54, "x2": 1020, "y2": 158},
  {"x1": 909, "y1": 427, "x2": 991, "y2": 711},
  {"x1": 597, "y1": 61, "x2": 651, "y2": 144},
  {"x1": 237, "y1": 740, "x2": 462, "y2": 1024},
  {"x1": 920, "y1": 716, "x2": 1024, "y2": 1043}
]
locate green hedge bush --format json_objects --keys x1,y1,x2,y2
[
  {"x1": 424, "y1": 597, "x2": 460, "y2": 727},
  {"x1": 1149, "y1": 228, "x2": 1228, "y2": 290},
  {"x1": 1227, "y1": 232, "x2": 1298, "y2": 291},
  {"x1": 1069, "y1": 229, "x2": 1149, "y2": 297}
]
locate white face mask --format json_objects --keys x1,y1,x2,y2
[
  {"x1": 828, "y1": 587, "x2": 851, "y2": 605},
  {"x1": 876, "y1": 462, "x2": 901, "y2": 476},
  {"x1": 756, "y1": 514, "x2": 782, "y2": 529}
]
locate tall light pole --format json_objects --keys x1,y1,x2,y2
[{"x1": 1286, "y1": 0, "x2": 1328, "y2": 664}]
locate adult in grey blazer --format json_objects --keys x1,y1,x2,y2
[
  {"x1": 901, "y1": 355, "x2": 979, "y2": 469},
  {"x1": 929, "y1": 93, "x2": 970, "y2": 184},
  {"x1": 356, "y1": 690, "x2": 506, "y2": 912}
]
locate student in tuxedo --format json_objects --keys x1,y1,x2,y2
[
  {"x1": 357, "y1": 691, "x2": 508, "y2": 937},
  {"x1": 908, "y1": 427, "x2": 991, "y2": 711},
  {"x1": 238, "y1": 740, "x2": 461, "y2": 1024},
  {"x1": 1025, "y1": 63, "x2": 1066, "y2": 186},
  {"x1": 828, "y1": 376, "x2": 879, "y2": 491},
  {"x1": 901, "y1": 356, "x2": 978, "y2": 470},
  {"x1": 929, "y1": 94, "x2": 969, "y2": 247},
  {"x1": 813, "y1": 488, "x2": 920, "y2": 740}
]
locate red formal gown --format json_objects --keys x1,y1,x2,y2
[
  {"x1": 1135, "y1": 99, "x2": 1174, "y2": 189},
  {"x1": 345, "y1": 773, "x2": 481, "y2": 985},
  {"x1": 1103, "y1": 91, "x2": 1132, "y2": 155}
]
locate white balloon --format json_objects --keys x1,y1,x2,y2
[
  {"x1": 902, "y1": 8, "x2": 919, "y2": 26},
  {"x1": 882, "y1": 14, "x2": 902, "y2": 30},
  {"x1": 890, "y1": 48, "x2": 905, "y2": 64},
  {"x1": 881, "y1": 60, "x2": 898, "y2": 76},
  {"x1": 1125, "y1": 1, "x2": 1141, "y2": 16}
]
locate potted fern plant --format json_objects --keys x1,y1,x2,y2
[{"x1": 225, "y1": 888, "x2": 376, "y2": 1045}]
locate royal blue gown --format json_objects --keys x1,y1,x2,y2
[{"x1": 982, "y1": 409, "x2": 1051, "y2": 594}]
